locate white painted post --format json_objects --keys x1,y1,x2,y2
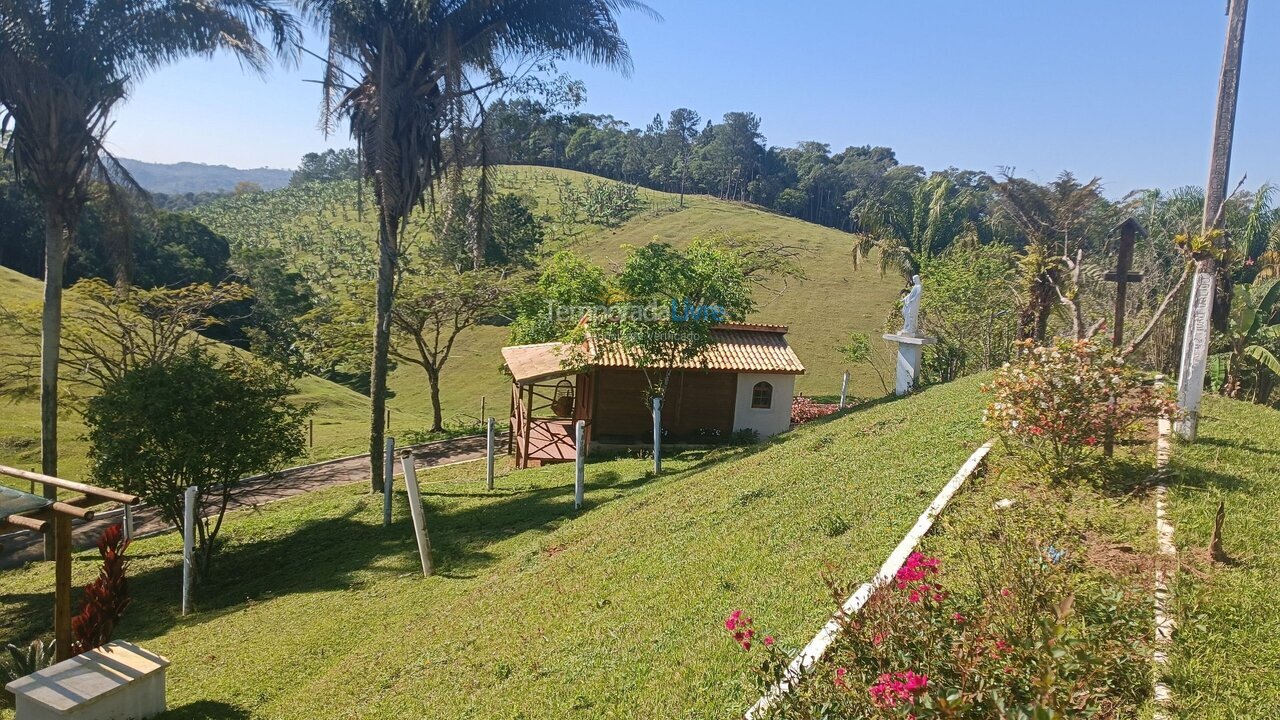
[
  {"x1": 122, "y1": 503, "x2": 134, "y2": 541},
  {"x1": 181, "y1": 486, "x2": 196, "y2": 616},
  {"x1": 652, "y1": 396, "x2": 662, "y2": 474},
  {"x1": 383, "y1": 437, "x2": 394, "y2": 527},
  {"x1": 400, "y1": 455, "x2": 434, "y2": 577},
  {"x1": 574, "y1": 420, "x2": 586, "y2": 510},
  {"x1": 1175, "y1": 271, "x2": 1216, "y2": 440},
  {"x1": 839, "y1": 370, "x2": 849, "y2": 409},
  {"x1": 486, "y1": 417, "x2": 496, "y2": 491}
]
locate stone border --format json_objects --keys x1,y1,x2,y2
[
  {"x1": 1152, "y1": 417, "x2": 1176, "y2": 719},
  {"x1": 745, "y1": 439, "x2": 995, "y2": 718}
]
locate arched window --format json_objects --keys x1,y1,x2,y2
[{"x1": 751, "y1": 381, "x2": 773, "y2": 409}]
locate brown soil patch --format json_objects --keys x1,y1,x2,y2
[{"x1": 1081, "y1": 531, "x2": 1160, "y2": 587}]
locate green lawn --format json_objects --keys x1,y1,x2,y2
[
  {"x1": 1165, "y1": 396, "x2": 1280, "y2": 718},
  {"x1": 1, "y1": 376, "x2": 990, "y2": 719},
  {"x1": 0, "y1": 265, "x2": 431, "y2": 489}
]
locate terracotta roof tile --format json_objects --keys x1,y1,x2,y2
[{"x1": 502, "y1": 325, "x2": 804, "y2": 383}]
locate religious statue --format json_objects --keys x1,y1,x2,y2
[{"x1": 900, "y1": 274, "x2": 923, "y2": 336}]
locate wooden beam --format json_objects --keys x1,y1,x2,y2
[
  {"x1": 3, "y1": 513, "x2": 48, "y2": 533},
  {"x1": 0, "y1": 465, "x2": 138, "y2": 505},
  {"x1": 54, "y1": 514, "x2": 72, "y2": 662}
]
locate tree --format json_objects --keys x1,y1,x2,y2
[
  {"x1": 291, "y1": 149, "x2": 360, "y2": 186},
  {"x1": 391, "y1": 264, "x2": 510, "y2": 431},
  {"x1": 85, "y1": 348, "x2": 310, "y2": 579},
  {"x1": 587, "y1": 239, "x2": 754, "y2": 402},
  {"x1": 0, "y1": 0, "x2": 300, "y2": 529},
  {"x1": 305, "y1": 0, "x2": 652, "y2": 491},
  {"x1": 0, "y1": 278, "x2": 252, "y2": 403},
  {"x1": 508, "y1": 250, "x2": 610, "y2": 345}
]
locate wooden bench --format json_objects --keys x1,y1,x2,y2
[{"x1": 5, "y1": 641, "x2": 168, "y2": 719}]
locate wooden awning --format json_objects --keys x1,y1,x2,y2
[{"x1": 501, "y1": 342, "x2": 577, "y2": 384}]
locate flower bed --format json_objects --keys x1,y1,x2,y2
[
  {"x1": 791, "y1": 396, "x2": 840, "y2": 424},
  {"x1": 727, "y1": 448, "x2": 1158, "y2": 719}
]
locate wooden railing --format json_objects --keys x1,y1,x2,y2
[{"x1": 0, "y1": 465, "x2": 140, "y2": 661}]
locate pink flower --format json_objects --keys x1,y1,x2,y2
[
  {"x1": 1084, "y1": 436, "x2": 1098, "y2": 446},
  {"x1": 834, "y1": 667, "x2": 848, "y2": 688},
  {"x1": 868, "y1": 670, "x2": 929, "y2": 708},
  {"x1": 952, "y1": 613, "x2": 966, "y2": 624},
  {"x1": 1000, "y1": 588, "x2": 1011, "y2": 597},
  {"x1": 763, "y1": 635, "x2": 774, "y2": 648}
]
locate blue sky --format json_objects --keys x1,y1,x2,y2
[{"x1": 107, "y1": 1, "x2": 1279, "y2": 195}]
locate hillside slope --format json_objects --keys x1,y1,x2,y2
[
  {"x1": 120, "y1": 159, "x2": 292, "y2": 194},
  {"x1": 0, "y1": 376, "x2": 990, "y2": 718},
  {"x1": 194, "y1": 166, "x2": 903, "y2": 430},
  {"x1": 0, "y1": 266, "x2": 428, "y2": 484}
]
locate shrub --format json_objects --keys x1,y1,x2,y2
[
  {"x1": 791, "y1": 396, "x2": 839, "y2": 424},
  {"x1": 85, "y1": 347, "x2": 311, "y2": 580},
  {"x1": 983, "y1": 338, "x2": 1175, "y2": 480},
  {"x1": 71, "y1": 523, "x2": 131, "y2": 655},
  {"x1": 728, "y1": 543, "x2": 1151, "y2": 718},
  {"x1": 730, "y1": 428, "x2": 760, "y2": 446}
]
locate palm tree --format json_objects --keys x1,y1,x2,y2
[
  {"x1": 852, "y1": 172, "x2": 989, "y2": 281},
  {"x1": 303, "y1": 0, "x2": 654, "y2": 490},
  {"x1": 0, "y1": 0, "x2": 300, "y2": 504}
]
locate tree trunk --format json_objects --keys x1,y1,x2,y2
[
  {"x1": 368, "y1": 215, "x2": 397, "y2": 493},
  {"x1": 428, "y1": 368, "x2": 443, "y2": 433},
  {"x1": 40, "y1": 208, "x2": 68, "y2": 560},
  {"x1": 1177, "y1": 0, "x2": 1248, "y2": 440}
]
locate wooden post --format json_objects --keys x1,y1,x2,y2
[
  {"x1": 486, "y1": 417, "x2": 496, "y2": 491},
  {"x1": 652, "y1": 396, "x2": 662, "y2": 474},
  {"x1": 574, "y1": 420, "x2": 586, "y2": 510},
  {"x1": 400, "y1": 454, "x2": 434, "y2": 577},
  {"x1": 521, "y1": 384, "x2": 533, "y2": 470},
  {"x1": 308, "y1": 418, "x2": 314, "y2": 448},
  {"x1": 480, "y1": 396, "x2": 486, "y2": 425},
  {"x1": 839, "y1": 371, "x2": 850, "y2": 409},
  {"x1": 383, "y1": 437, "x2": 395, "y2": 527},
  {"x1": 123, "y1": 503, "x2": 134, "y2": 541},
  {"x1": 182, "y1": 485, "x2": 196, "y2": 616},
  {"x1": 53, "y1": 514, "x2": 72, "y2": 661},
  {"x1": 1178, "y1": 0, "x2": 1249, "y2": 441},
  {"x1": 386, "y1": 408, "x2": 391, "y2": 431},
  {"x1": 1105, "y1": 218, "x2": 1146, "y2": 347},
  {"x1": 1104, "y1": 219, "x2": 1146, "y2": 457}
]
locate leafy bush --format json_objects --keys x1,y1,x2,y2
[
  {"x1": 730, "y1": 428, "x2": 760, "y2": 446},
  {"x1": 728, "y1": 544, "x2": 1151, "y2": 718},
  {"x1": 71, "y1": 524, "x2": 131, "y2": 655},
  {"x1": 983, "y1": 338, "x2": 1175, "y2": 481},
  {"x1": 2, "y1": 639, "x2": 52, "y2": 685},
  {"x1": 791, "y1": 396, "x2": 839, "y2": 424},
  {"x1": 85, "y1": 348, "x2": 310, "y2": 580}
]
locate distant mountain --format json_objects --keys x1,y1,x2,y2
[{"x1": 119, "y1": 158, "x2": 293, "y2": 194}]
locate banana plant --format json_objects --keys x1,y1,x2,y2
[{"x1": 1211, "y1": 280, "x2": 1280, "y2": 401}]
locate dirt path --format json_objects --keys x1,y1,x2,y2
[{"x1": 0, "y1": 435, "x2": 488, "y2": 570}]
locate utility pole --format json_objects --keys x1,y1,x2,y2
[{"x1": 1176, "y1": 0, "x2": 1248, "y2": 440}]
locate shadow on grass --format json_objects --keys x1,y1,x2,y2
[
  {"x1": 5, "y1": 447, "x2": 750, "y2": 646},
  {"x1": 160, "y1": 700, "x2": 251, "y2": 719}
]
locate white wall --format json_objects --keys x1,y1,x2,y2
[{"x1": 732, "y1": 373, "x2": 796, "y2": 438}]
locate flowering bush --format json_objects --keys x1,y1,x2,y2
[
  {"x1": 983, "y1": 338, "x2": 1176, "y2": 480},
  {"x1": 727, "y1": 545, "x2": 1151, "y2": 719},
  {"x1": 791, "y1": 396, "x2": 839, "y2": 424}
]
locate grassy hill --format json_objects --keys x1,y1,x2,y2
[
  {"x1": 193, "y1": 166, "x2": 903, "y2": 433},
  {"x1": 0, "y1": 376, "x2": 991, "y2": 719},
  {"x1": 120, "y1": 159, "x2": 292, "y2": 194},
  {"x1": 0, "y1": 266, "x2": 430, "y2": 486}
]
